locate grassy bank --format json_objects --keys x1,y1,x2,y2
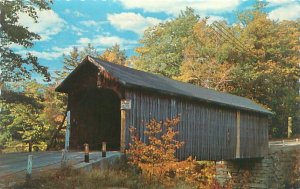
[{"x1": 12, "y1": 167, "x2": 193, "y2": 189}]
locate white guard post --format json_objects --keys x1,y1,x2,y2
[
  {"x1": 26, "y1": 155, "x2": 33, "y2": 180},
  {"x1": 65, "y1": 111, "x2": 71, "y2": 151},
  {"x1": 62, "y1": 111, "x2": 71, "y2": 167}
]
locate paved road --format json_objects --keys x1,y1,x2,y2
[
  {"x1": 0, "y1": 151, "x2": 116, "y2": 178},
  {"x1": 0, "y1": 139, "x2": 298, "y2": 180}
]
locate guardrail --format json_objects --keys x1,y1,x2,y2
[{"x1": 269, "y1": 138, "x2": 300, "y2": 146}]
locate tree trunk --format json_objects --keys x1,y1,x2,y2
[
  {"x1": 28, "y1": 140, "x2": 32, "y2": 152},
  {"x1": 47, "y1": 111, "x2": 67, "y2": 150}
]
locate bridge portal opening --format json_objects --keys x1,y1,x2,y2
[{"x1": 70, "y1": 88, "x2": 121, "y2": 151}]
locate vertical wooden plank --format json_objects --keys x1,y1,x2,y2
[
  {"x1": 189, "y1": 103, "x2": 193, "y2": 157},
  {"x1": 220, "y1": 109, "x2": 223, "y2": 160},
  {"x1": 236, "y1": 110, "x2": 240, "y2": 158},
  {"x1": 192, "y1": 104, "x2": 195, "y2": 157},
  {"x1": 137, "y1": 92, "x2": 141, "y2": 139},
  {"x1": 140, "y1": 93, "x2": 144, "y2": 142},
  {"x1": 127, "y1": 91, "x2": 133, "y2": 146},
  {"x1": 207, "y1": 106, "x2": 210, "y2": 160},
  {"x1": 178, "y1": 99, "x2": 183, "y2": 159},
  {"x1": 201, "y1": 105, "x2": 205, "y2": 159},
  {"x1": 120, "y1": 109, "x2": 126, "y2": 152}
]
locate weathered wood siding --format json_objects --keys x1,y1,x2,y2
[
  {"x1": 124, "y1": 89, "x2": 268, "y2": 160},
  {"x1": 239, "y1": 111, "x2": 268, "y2": 158}
]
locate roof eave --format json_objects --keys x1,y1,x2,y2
[{"x1": 122, "y1": 82, "x2": 273, "y2": 115}]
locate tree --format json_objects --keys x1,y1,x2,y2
[
  {"x1": 55, "y1": 44, "x2": 100, "y2": 82},
  {"x1": 0, "y1": 82, "x2": 49, "y2": 151},
  {"x1": 177, "y1": 19, "x2": 238, "y2": 92},
  {"x1": 179, "y1": 58, "x2": 234, "y2": 92},
  {"x1": 42, "y1": 84, "x2": 67, "y2": 149},
  {"x1": 0, "y1": 0, "x2": 52, "y2": 82},
  {"x1": 134, "y1": 7, "x2": 199, "y2": 78},
  {"x1": 0, "y1": 81, "x2": 69, "y2": 151},
  {"x1": 100, "y1": 44, "x2": 127, "y2": 66},
  {"x1": 230, "y1": 2, "x2": 300, "y2": 137}
]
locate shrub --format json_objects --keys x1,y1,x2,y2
[{"x1": 126, "y1": 117, "x2": 226, "y2": 188}]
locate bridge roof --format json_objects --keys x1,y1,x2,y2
[{"x1": 56, "y1": 56, "x2": 272, "y2": 115}]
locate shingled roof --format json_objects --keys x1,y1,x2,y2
[{"x1": 56, "y1": 56, "x2": 272, "y2": 115}]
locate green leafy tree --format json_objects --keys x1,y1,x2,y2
[
  {"x1": 42, "y1": 85, "x2": 67, "y2": 149},
  {"x1": 55, "y1": 44, "x2": 100, "y2": 82},
  {"x1": 0, "y1": 0, "x2": 52, "y2": 82},
  {"x1": 134, "y1": 7, "x2": 199, "y2": 78},
  {"x1": 0, "y1": 82, "x2": 49, "y2": 151}
]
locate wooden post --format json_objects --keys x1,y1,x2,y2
[
  {"x1": 236, "y1": 110, "x2": 240, "y2": 158},
  {"x1": 84, "y1": 143, "x2": 89, "y2": 163},
  {"x1": 120, "y1": 99, "x2": 130, "y2": 153},
  {"x1": 61, "y1": 149, "x2": 67, "y2": 168},
  {"x1": 288, "y1": 117, "x2": 292, "y2": 138},
  {"x1": 102, "y1": 142, "x2": 106, "y2": 157},
  {"x1": 120, "y1": 110, "x2": 126, "y2": 153},
  {"x1": 26, "y1": 155, "x2": 33, "y2": 180},
  {"x1": 28, "y1": 139, "x2": 32, "y2": 152}
]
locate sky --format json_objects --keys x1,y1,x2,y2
[{"x1": 15, "y1": 0, "x2": 300, "y2": 82}]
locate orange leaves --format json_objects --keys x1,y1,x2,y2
[
  {"x1": 128, "y1": 117, "x2": 182, "y2": 164},
  {"x1": 178, "y1": 58, "x2": 235, "y2": 92},
  {"x1": 289, "y1": 149, "x2": 300, "y2": 187},
  {"x1": 54, "y1": 114, "x2": 65, "y2": 123},
  {"x1": 126, "y1": 117, "x2": 183, "y2": 183},
  {"x1": 126, "y1": 117, "x2": 223, "y2": 188},
  {"x1": 100, "y1": 44, "x2": 127, "y2": 66}
]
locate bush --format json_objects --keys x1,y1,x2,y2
[{"x1": 126, "y1": 117, "x2": 227, "y2": 188}]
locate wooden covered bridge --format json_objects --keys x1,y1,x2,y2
[{"x1": 56, "y1": 56, "x2": 272, "y2": 161}]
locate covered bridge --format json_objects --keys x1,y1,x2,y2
[{"x1": 56, "y1": 56, "x2": 272, "y2": 161}]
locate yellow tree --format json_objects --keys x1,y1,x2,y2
[
  {"x1": 100, "y1": 44, "x2": 127, "y2": 66},
  {"x1": 231, "y1": 2, "x2": 300, "y2": 137},
  {"x1": 178, "y1": 20, "x2": 237, "y2": 92}
]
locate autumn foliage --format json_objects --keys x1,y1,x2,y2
[
  {"x1": 289, "y1": 149, "x2": 300, "y2": 187},
  {"x1": 126, "y1": 117, "x2": 183, "y2": 181},
  {"x1": 126, "y1": 117, "x2": 229, "y2": 188},
  {"x1": 134, "y1": 5, "x2": 300, "y2": 137}
]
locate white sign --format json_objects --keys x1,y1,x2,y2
[{"x1": 121, "y1": 99, "x2": 131, "y2": 110}]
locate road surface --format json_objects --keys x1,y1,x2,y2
[
  {"x1": 0, "y1": 151, "x2": 118, "y2": 178},
  {"x1": 0, "y1": 139, "x2": 298, "y2": 180}
]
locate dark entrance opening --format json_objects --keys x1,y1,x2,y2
[{"x1": 71, "y1": 88, "x2": 121, "y2": 151}]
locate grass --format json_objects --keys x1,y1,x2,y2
[{"x1": 11, "y1": 166, "x2": 193, "y2": 189}]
